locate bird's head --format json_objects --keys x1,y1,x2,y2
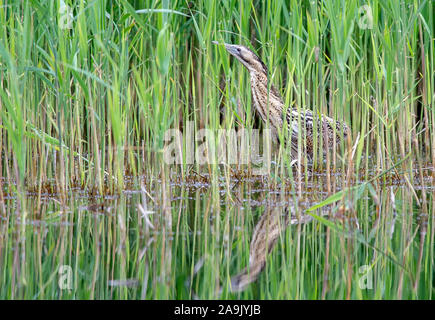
[{"x1": 212, "y1": 41, "x2": 267, "y2": 75}]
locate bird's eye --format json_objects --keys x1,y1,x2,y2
[{"x1": 237, "y1": 48, "x2": 241, "y2": 52}]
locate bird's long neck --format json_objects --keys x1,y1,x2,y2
[{"x1": 249, "y1": 71, "x2": 284, "y2": 132}]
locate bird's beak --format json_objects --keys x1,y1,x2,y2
[{"x1": 212, "y1": 41, "x2": 240, "y2": 58}]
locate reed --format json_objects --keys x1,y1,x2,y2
[{"x1": 0, "y1": 0, "x2": 433, "y2": 299}]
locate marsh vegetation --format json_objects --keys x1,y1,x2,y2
[{"x1": 0, "y1": 0, "x2": 434, "y2": 299}]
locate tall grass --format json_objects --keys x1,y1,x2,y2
[{"x1": 0, "y1": 0, "x2": 434, "y2": 299}]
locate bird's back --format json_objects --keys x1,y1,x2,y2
[{"x1": 285, "y1": 108, "x2": 349, "y2": 160}]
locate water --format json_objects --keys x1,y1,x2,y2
[{"x1": 0, "y1": 164, "x2": 434, "y2": 299}]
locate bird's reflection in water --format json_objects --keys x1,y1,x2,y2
[
  {"x1": 226, "y1": 204, "x2": 316, "y2": 293},
  {"x1": 227, "y1": 205, "x2": 291, "y2": 292},
  {"x1": 190, "y1": 203, "x2": 320, "y2": 297}
]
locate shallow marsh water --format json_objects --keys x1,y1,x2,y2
[
  {"x1": 1, "y1": 163, "x2": 433, "y2": 299},
  {"x1": 1, "y1": 0, "x2": 434, "y2": 302}
]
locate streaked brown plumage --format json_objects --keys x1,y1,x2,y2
[{"x1": 213, "y1": 41, "x2": 350, "y2": 160}]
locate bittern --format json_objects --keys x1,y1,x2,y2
[{"x1": 213, "y1": 41, "x2": 349, "y2": 160}]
